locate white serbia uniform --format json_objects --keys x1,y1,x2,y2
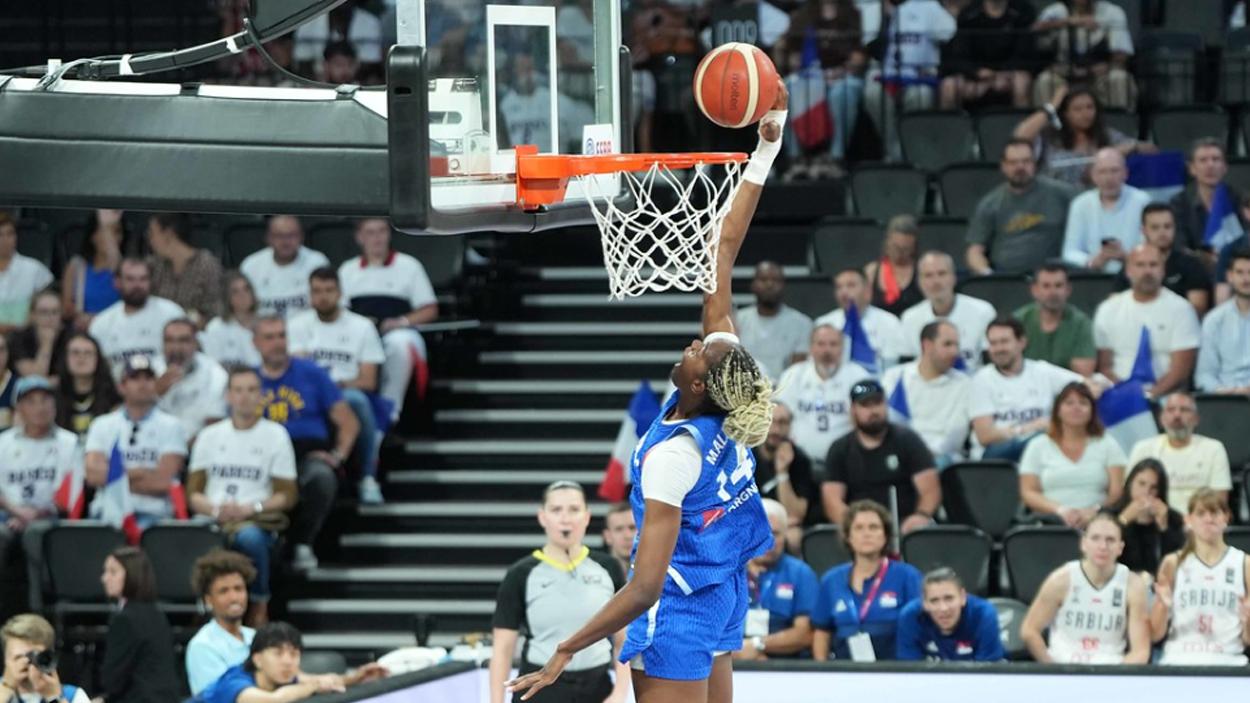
[
  {"x1": 1162, "y1": 546, "x2": 1249, "y2": 666},
  {"x1": 1048, "y1": 561, "x2": 1131, "y2": 664}
]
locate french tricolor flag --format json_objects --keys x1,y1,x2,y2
[
  {"x1": 53, "y1": 462, "x2": 85, "y2": 520},
  {"x1": 789, "y1": 28, "x2": 832, "y2": 151},
  {"x1": 1098, "y1": 328, "x2": 1160, "y2": 453},
  {"x1": 888, "y1": 375, "x2": 911, "y2": 424},
  {"x1": 98, "y1": 441, "x2": 141, "y2": 544},
  {"x1": 1205, "y1": 183, "x2": 1245, "y2": 253},
  {"x1": 844, "y1": 304, "x2": 877, "y2": 373},
  {"x1": 598, "y1": 381, "x2": 661, "y2": 502}
]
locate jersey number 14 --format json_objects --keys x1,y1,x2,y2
[{"x1": 716, "y1": 445, "x2": 754, "y2": 502}]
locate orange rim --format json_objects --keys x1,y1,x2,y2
[{"x1": 515, "y1": 145, "x2": 747, "y2": 210}]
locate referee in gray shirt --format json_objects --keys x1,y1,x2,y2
[{"x1": 489, "y1": 481, "x2": 628, "y2": 703}]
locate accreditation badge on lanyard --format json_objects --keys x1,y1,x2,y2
[
  {"x1": 847, "y1": 558, "x2": 889, "y2": 662},
  {"x1": 745, "y1": 572, "x2": 772, "y2": 638}
]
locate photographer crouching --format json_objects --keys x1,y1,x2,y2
[{"x1": 0, "y1": 614, "x2": 89, "y2": 703}]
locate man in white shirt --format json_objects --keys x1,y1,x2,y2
[
  {"x1": 900, "y1": 252, "x2": 997, "y2": 370},
  {"x1": 157, "y1": 318, "x2": 228, "y2": 442},
  {"x1": 84, "y1": 355, "x2": 188, "y2": 527},
  {"x1": 239, "y1": 216, "x2": 330, "y2": 319},
  {"x1": 735, "y1": 261, "x2": 814, "y2": 382},
  {"x1": 0, "y1": 376, "x2": 80, "y2": 611},
  {"x1": 1062, "y1": 148, "x2": 1151, "y2": 273},
  {"x1": 1127, "y1": 392, "x2": 1232, "y2": 513},
  {"x1": 969, "y1": 317, "x2": 1083, "y2": 461},
  {"x1": 0, "y1": 213, "x2": 54, "y2": 335},
  {"x1": 883, "y1": 320, "x2": 971, "y2": 465},
  {"x1": 1196, "y1": 249, "x2": 1250, "y2": 393},
  {"x1": 1094, "y1": 245, "x2": 1201, "y2": 398},
  {"x1": 775, "y1": 325, "x2": 873, "y2": 470},
  {"x1": 188, "y1": 368, "x2": 299, "y2": 626},
  {"x1": 338, "y1": 218, "x2": 437, "y2": 420},
  {"x1": 288, "y1": 268, "x2": 386, "y2": 504},
  {"x1": 88, "y1": 258, "x2": 186, "y2": 381},
  {"x1": 861, "y1": 0, "x2": 958, "y2": 158},
  {"x1": 815, "y1": 267, "x2": 903, "y2": 371},
  {"x1": 185, "y1": 549, "x2": 258, "y2": 694}
]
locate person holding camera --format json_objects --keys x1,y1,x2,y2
[{"x1": 0, "y1": 614, "x2": 89, "y2": 703}]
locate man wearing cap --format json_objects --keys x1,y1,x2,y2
[
  {"x1": 821, "y1": 379, "x2": 940, "y2": 535},
  {"x1": 0, "y1": 376, "x2": 81, "y2": 610},
  {"x1": 84, "y1": 355, "x2": 188, "y2": 528}
]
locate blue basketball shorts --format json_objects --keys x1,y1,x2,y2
[{"x1": 618, "y1": 568, "x2": 747, "y2": 680}]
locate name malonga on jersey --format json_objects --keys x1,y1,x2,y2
[{"x1": 704, "y1": 433, "x2": 730, "y2": 465}]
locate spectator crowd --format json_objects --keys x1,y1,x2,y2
[{"x1": 0, "y1": 210, "x2": 441, "y2": 629}]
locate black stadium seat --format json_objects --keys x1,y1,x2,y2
[
  {"x1": 141, "y1": 523, "x2": 225, "y2": 613},
  {"x1": 307, "y1": 220, "x2": 359, "y2": 267},
  {"x1": 941, "y1": 460, "x2": 1021, "y2": 541},
  {"x1": 850, "y1": 165, "x2": 928, "y2": 221},
  {"x1": 938, "y1": 163, "x2": 1002, "y2": 218},
  {"x1": 1221, "y1": 30, "x2": 1250, "y2": 106},
  {"x1": 957, "y1": 274, "x2": 1031, "y2": 316},
  {"x1": 1226, "y1": 526, "x2": 1250, "y2": 554},
  {"x1": 1067, "y1": 272, "x2": 1118, "y2": 316},
  {"x1": 899, "y1": 111, "x2": 977, "y2": 172},
  {"x1": 1003, "y1": 525, "x2": 1080, "y2": 602},
  {"x1": 801, "y1": 524, "x2": 850, "y2": 578},
  {"x1": 391, "y1": 232, "x2": 466, "y2": 291},
  {"x1": 16, "y1": 218, "x2": 54, "y2": 269},
  {"x1": 224, "y1": 221, "x2": 268, "y2": 269},
  {"x1": 918, "y1": 217, "x2": 969, "y2": 265},
  {"x1": 1193, "y1": 394, "x2": 1250, "y2": 473},
  {"x1": 975, "y1": 109, "x2": 1031, "y2": 164},
  {"x1": 1226, "y1": 159, "x2": 1250, "y2": 195},
  {"x1": 901, "y1": 525, "x2": 993, "y2": 596},
  {"x1": 1139, "y1": 31, "x2": 1203, "y2": 107},
  {"x1": 782, "y1": 275, "x2": 836, "y2": 319},
  {"x1": 1148, "y1": 106, "x2": 1229, "y2": 153},
  {"x1": 990, "y1": 597, "x2": 1031, "y2": 660},
  {"x1": 43, "y1": 523, "x2": 126, "y2": 627},
  {"x1": 811, "y1": 218, "x2": 884, "y2": 274}
]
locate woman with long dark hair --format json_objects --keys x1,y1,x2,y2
[
  {"x1": 1150, "y1": 489, "x2": 1250, "y2": 665},
  {"x1": 10, "y1": 289, "x2": 70, "y2": 380},
  {"x1": 1013, "y1": 85, "x2": 1155, "y2": 186},
  {"x1": 1018, "y1": 381, "x2": 1125, "y2": 528},
  {"x1": 60, "y1": 209, "x2": 131, "y2": 330},
  {"x1": 99, "y1": 546, "x2": 180, "y2": 703},
  {"x1": 53, "y1": 332, "x2": 120, "y2": 438},
  {"x1": 864, "y1": 216, "x2": 923, "y2": 318},
  {"x1": 1109, "y1": 458, "x2": 1184, "y2": 578}
]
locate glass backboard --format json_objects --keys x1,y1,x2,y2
[{"x1": 395, "y1": 0, "x2": 623, "y2": 216}]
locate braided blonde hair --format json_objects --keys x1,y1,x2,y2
[{"x1": 705, "y1": 345, "x2": 774, "y2": 447}]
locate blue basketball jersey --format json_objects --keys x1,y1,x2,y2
[{"x1": 628, "y1": 390, "x2": 773, "y2": 594}]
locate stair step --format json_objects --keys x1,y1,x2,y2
[
  {"x1": 405, "y1": 439, "x2": 614, "y2": 455},
  {"x1": 479, "y1": 350, "x2": 676, "y2": 364},
  {"x1": 521, "y1": 293, "x2": 751, "y2": 308},
  {"x1": 388, "y1": 469, "x2": 604, "y2": 485},
  {"x1": 493, "y1": 322, "x2": 700, "y2": 336},
  {"x1": 433, "y1": 379, "x2": 664, "y2": 394},
  {"x1": 341, "y1": 533, "x2": 603, "y2": 549},
  {"x1": 358, "y1": 502, "x2": 611, "y2": 518},
  {"x1": 306, "y1": 566, "x2": 507, "y2": 584},
  {"x1": 435, "y1": 409, "x2": 622, "y2": 424}
]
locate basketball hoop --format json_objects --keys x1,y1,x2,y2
[{"x1": 516, "y1": 145, "x2": 749, "y2": 300}]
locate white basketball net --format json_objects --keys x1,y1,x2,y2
[{"x1": 577, "y1": 159, "x2": 745, "y2": 300}]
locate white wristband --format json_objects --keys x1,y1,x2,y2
[{"x1": 743, "y1": 110, "x2": 788, "y2": 186}]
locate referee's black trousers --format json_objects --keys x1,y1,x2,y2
[{"x1": 513, "y1": 663, "x2": 613, "y2": 703}]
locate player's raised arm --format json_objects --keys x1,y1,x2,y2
[{"x1": 702, "y1": 80, "x2": 788, "y2": 338}]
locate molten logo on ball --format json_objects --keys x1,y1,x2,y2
[{"x1": 693, "y1": 42, "x2": 779, "y2": 129}]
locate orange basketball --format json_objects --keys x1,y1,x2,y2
[{"x1": 693, "y1": 43, "x2": 780, "y2": 129}]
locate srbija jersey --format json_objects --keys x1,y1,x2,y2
[
  {"x1": 1048, "y1": 561, "x2": 1130, "y2": 664},
  {"x1": 1162, "y1": 546, "x2": 1249, "y2": 665}
]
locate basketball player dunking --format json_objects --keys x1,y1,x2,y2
[
  {"x1": 1020, "y1": 513, "x2": 1151, "y2": 664},
  {"x1": 1151, "y1": 489, "x2": 1250, "y2": 666},
  {"x1": 507, "y1": 82, "x2": 788, "y2": 703}
]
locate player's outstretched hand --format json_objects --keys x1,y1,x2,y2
[
  {"x1": 759, "y1": 78, "x2": 787, "y2": 143},
  {"x1": 506, "y1": 649, "x2": 572, "y2": 701}
]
